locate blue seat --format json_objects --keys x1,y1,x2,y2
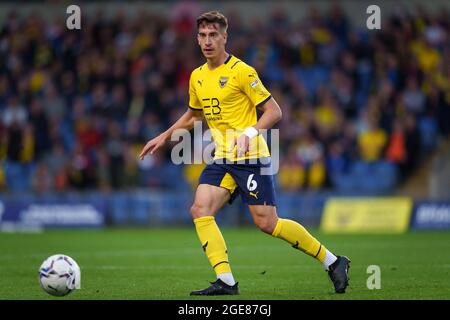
[
  {"x1": 334, "y1": 171, "x2": 359, "y2": 192},
  {"x1": 351, "y1": 161, "x2": 370, "y2": 175},
  {"x1": 295, "y1": 65, "x2": 330, "y2": 96},
  {"x1": 418, "y1": 117, "x2": 438, "y2": 151},
  {"x1": 4, "y1": 161, "x2": 33, "y2": 192},
  {"x1": 131, "y1": 194, "x2": 151, "y2": 225},
  {"x1": 109, "y1": 192, "x2": 130, "y2": 225},
  {"x1": 375, "y1": 161, "x2": 398, "y2": 190},
  {"x1": 157, "y1": 192, "x2": 191, "y2": 224}
]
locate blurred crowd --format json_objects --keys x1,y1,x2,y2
[{"x1": 0, "y1": 2, "x2": 449, "y2": 193}]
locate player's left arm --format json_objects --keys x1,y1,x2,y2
[
  {"x1": 236, "y1": 98, "x2": 282, "y2": 157},
  {"x1": 254, "y1": 97, "x2": 282, "y2": 130}
]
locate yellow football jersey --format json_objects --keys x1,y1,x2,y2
[{"x1": 189, "y1": 55, "x2": 272, "y2": 161}]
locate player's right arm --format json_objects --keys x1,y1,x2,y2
[{"x1": 139, "y1": 108, "x2": 203, "y2": 160}]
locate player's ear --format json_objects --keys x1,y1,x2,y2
[{"x1": 223, "y1": 31, "x2": 227, "y2": 44}]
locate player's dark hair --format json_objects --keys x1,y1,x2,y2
[{"x1": 196, "y1": 11, "x2": 228, "y2": 32}]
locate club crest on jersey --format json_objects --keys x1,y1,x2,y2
[{"x1": 219, "y1": 76, "x2": 229, "y2": 88}]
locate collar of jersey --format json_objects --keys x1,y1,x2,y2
[{"x1": 204, "y1": 54, "x2": 233, "y2": 72}]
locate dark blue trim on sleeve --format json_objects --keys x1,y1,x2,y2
[{"x1": 255, "y1": 95, "x2": 272, "y2": 108}]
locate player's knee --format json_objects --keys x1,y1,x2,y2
[
  {"x1": 190, "y1": 203, "x2": 210, "y2": 219},
  {"x1": 255, "y1": 217, "x2": 277, "y2": 235}
]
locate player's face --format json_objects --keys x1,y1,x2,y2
[{"x1": 197, "y1": 23, "x2": 227, "y2": 59}]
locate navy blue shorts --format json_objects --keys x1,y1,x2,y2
[{"x1": 198, "y1": 160, "x2": 276, "y2": 206}]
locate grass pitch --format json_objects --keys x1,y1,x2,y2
[{"x1": 0, "y1": 227, "x2": 449, "y2": 300}]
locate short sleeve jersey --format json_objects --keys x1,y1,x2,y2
[{"x1": 188, "y1": 55, "x2": 272, "y2": 161}]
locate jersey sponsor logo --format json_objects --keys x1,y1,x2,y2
[
  {"x1": 250, "y1": 79, "x2": 259, "y2": 88},
  {"x1": 202, "y1": 97, "x2": 222, "y2": 121},
  {"x1": 219, "y1": 76, "x2": 229, "y2": 88}
]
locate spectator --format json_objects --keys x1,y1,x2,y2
[
  {"x1": 45, "y1": 142, "x2": 69, "y2": 192},
  {"x1": 404, "y1": 114, "x2": 422, "y2": 177},
  {"x1": 278, "y1": 146, "x2": 305, "y2": 191},
  {"x1": 358, "y1": 118, "x2": 387, "y2": 162},
  {"x1": 28, "y1": 98, "x2": 51, "y2": 160},
  {"x1": 31, "y1": 161, "x2": 53, "y2": 193},
  {"x1": 385, "y1": 118, "x2": 408, "y2": 179},
  {"x1": 294, "y1": 133, "x2": 326, "y2": 190},
  {"x1": 402, "y1": 76, "x2": 426, "y2": 116},
  {"x1": 2, "y1": 96, "x2": 27, "y2": 127},
  {"x1": 122, "y1": 143, "x2": 140, "y2": 188},
  {"x1": 326, "y1": 140, "x2": 348, "y2": 184}
]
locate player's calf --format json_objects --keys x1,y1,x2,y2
[{"x1": 249, "y1": 205, "x2": 278, "y2": 234}]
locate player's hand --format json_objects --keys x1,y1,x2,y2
[
  {"x1": 235, "y1": 134, "x2": 250, "y2": 158},
  {"x1": 139, "y1": 133, "x2": 168, "y2": 160}
]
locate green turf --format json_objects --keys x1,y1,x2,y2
[{"x1": 0, "y1": 227, "x2": 449, "y2": 300}]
